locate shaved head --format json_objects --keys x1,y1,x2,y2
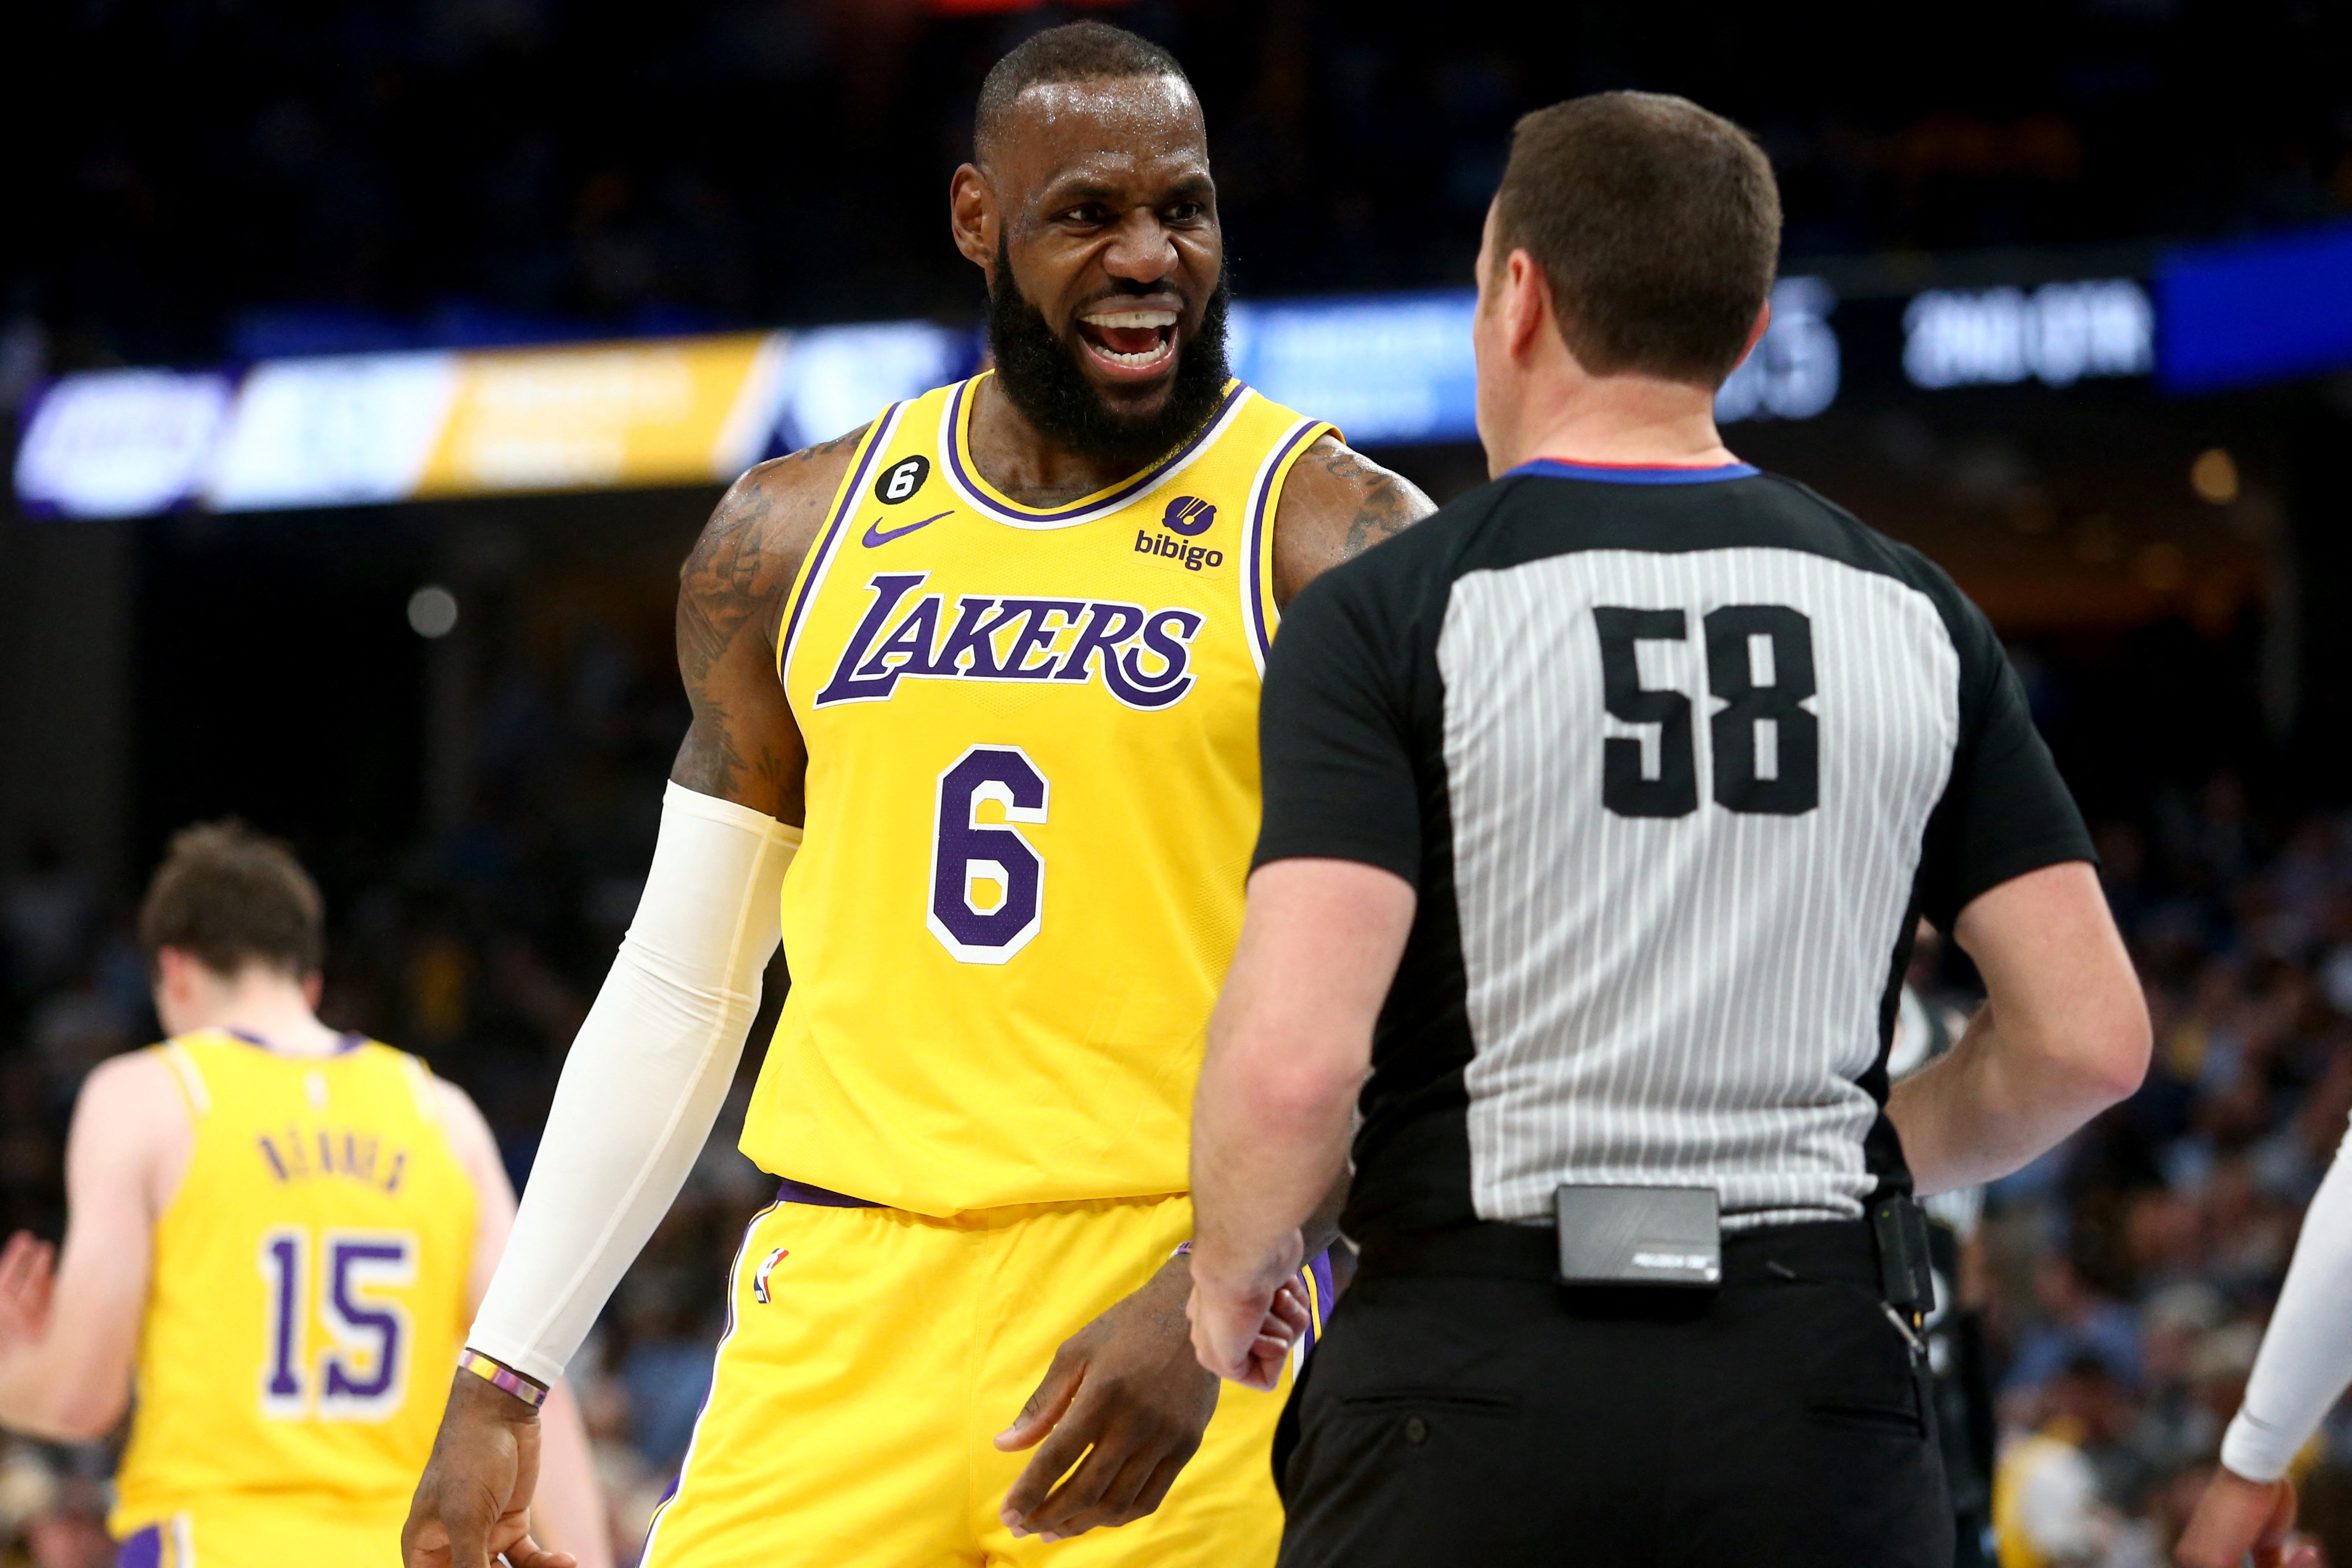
[{"x1": 974, "y1": 21, "x2": 1193, "y2": 168}]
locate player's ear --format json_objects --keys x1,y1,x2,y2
[
  {"x1": 302, "y1": 971, "x2": 324, "y2": 1010},
  {"x1": 950, "y1": 165, "x2": 996, "y2": 272}
]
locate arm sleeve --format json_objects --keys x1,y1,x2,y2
[
  {"x1": 2221, "y1": 1119, "x2": 2352, "y2": 1481},
  {"x1": 1251, "y1": 569, "x2": 1424, "y2": 887},
  {"x1": 465, "y1": 781, "x2": 797, "y2": 1385},
  {"x1": 1914, "y1": 591, "x2": 2096, "y2": 930}
]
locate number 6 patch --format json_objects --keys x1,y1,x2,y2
[{"x1": 872, "y1": 454, "x2": 930, "y2": 506}]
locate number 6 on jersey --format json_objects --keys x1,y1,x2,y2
[{"x1": 929, "y1": 745, "x2": 1050, "y2": 963}]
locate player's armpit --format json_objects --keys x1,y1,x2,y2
[
  {"x1": 671, "y1": 426, "x2": 870, "y2": 820},
  {"x1": 1267, "y1": 434, "x2": 1437, "y2": 608}
]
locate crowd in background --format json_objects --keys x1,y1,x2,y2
[
  {"x1": 0, "y1": 612, "x2": 2342, "y2": 1564},
  {"x1": 10, "y1": 0, "x2": 2350, "y2": 378}
]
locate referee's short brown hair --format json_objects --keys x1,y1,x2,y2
[
  {"x1": 137, "y1": 820, "x2": 325, "y2": 979},
  {"x1": 1493, "y1": 91, "x2": 1781, "y2": 389}
]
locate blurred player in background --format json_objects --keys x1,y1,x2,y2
[
  {"x1": 406, "y1": 20, "x2": 1431, "y2": 1568},
  {"x1": 0, "y1": 823, "x2": 607, "y2": 1567}
]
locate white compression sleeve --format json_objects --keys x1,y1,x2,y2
[
  {"x1": 466, "y1": 781, "x2": 797, "y2": 1386},
  {"x1": 2222, "y1": 1120, "x2": 2352, "y2": 1481}
]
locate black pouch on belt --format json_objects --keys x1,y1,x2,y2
[
  {"x1": 1553, "y1": 1184, "x2": 1721, "y2": 1288},
  {"x1": 1870, "y1": 1195, "x2": 1938, "y2": 1317}
]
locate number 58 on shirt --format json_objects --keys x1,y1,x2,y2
[{"x1": 1596, "y1": 603, "x2": 1820, "y2": 819}]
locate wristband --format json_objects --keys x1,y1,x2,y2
[
  {"x1": 457, "y1": 1349, "x2": 549, "y2": 1409},
  {"x1": 1173, "y1": 1240, "x2": 1194, "y2": 1258}
]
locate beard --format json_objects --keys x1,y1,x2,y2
[{"x1": 986, "y1": 234, "x2": 1232, "y2": 472}]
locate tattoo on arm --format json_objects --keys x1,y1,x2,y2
[
  {"x1": 677, "y1": 483, "x2": 777, "y2": 692},
  {"x1": 671, "y1": 428, "x2": 862, "y2": 801},
  {"x1": 1318, "y1": 445, "x2": 1435, "y2": 560}
]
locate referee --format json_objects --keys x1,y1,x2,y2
[{"x1": 1184, "y1": 92, "x2": 2151, "y2": 1568}]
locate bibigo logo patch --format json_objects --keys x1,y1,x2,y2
[{"x1": 1159, "y1": 495, "x2": 1216, "y2": 536}]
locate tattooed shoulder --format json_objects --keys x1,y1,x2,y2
[
  {"x1": 1307, "y1": 438, "x2": 1438, "y2": 560},
  {"x1": 669, "y1": 426, "x2": 866, "y2": 806},
  {"x1": 1268, "y1": 435, "x2": 1440, "y2": 605},
  {"x1": 677, "y1": 424, "x2": 869, "y2": 688}
]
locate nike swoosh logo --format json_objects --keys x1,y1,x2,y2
[{"x1": 863, "y1": 510, "x2": 951, "y2": 548}]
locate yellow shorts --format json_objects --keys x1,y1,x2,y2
[
  {"x1": 112, "y1": 1498, "x2": 404, "y2": 1566},
  {"x1": 641, "y1": 1190, "x2": 1326, "y2": 1568}
]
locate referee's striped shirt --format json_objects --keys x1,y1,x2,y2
[{"x1": 1254, "y1": 456, "x2": 2094, "y2": 1237}]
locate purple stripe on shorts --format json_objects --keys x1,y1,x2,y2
[
  {"x1": 774, "y1": 1177, "x2": 880, "y2": 1208},
  {"x1": 115, "y1": 1525, "x2": 162, "y2": 1568},
  {"x1": 1304, "y1": 1247, "x2": 1336, "y2": 1350}
]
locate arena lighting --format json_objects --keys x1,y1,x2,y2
[
  {"x1": 406, "y1": 585, "x2": 460, "y2": 639},
  {"x1": 12, "y1": 284, "x2": 1839, "y2": 520},
  {"x1": 2191, "y1": 448, "x2": 2240, "y2": 506},
  {"x1": 1901, "y1": 279, "x2": 2154, "y2": 391}
]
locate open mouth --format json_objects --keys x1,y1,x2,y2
[{"x1": 1076, "y1": 306, "x2": 1180, "y2": 378}]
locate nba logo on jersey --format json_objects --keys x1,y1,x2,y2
[
  {"x1": 752, "y1": 1247, "x2": 789, "y2": 1304},
  {"x1": 1160, "y1": 496, "x2": 1216, "y2": 536}
]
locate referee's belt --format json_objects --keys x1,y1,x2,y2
[{"x1": 1355, "y1": 1217, "x2": 1884, "y2": 1294}]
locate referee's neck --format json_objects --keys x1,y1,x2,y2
[{"x1": 1487, "y1": 371, "x2": 1739, "y2": 477}]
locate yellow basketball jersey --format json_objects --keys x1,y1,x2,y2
[
  {"x1": 111, "y1": 1031, "x2": 478, "y2": 1539},
  {"x1": 743, "y1": 373, "x2": 1332, "y2": 1215}
]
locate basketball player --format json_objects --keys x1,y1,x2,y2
[
  {"x1": 0, "y1": 822, "x2": 608, "y2": 1566},
  {"x1": 403, "y1": 21, "x2": 1432, "y2": 1568}
]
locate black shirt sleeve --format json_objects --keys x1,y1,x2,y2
[
  {"x1": 1252, "y1": 564, "x2": 1426, "y2": 887},
  {"x1": 1913, "y1": 582, "x2": 2097, "y2": 929}
]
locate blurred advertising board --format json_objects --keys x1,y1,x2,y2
[
  {"x1": 16, "y1": 369, "x2": 234, "y2": 519},
  {"x1": 1900, "y1": 279, "x2": 2154, "y2": 392},
  {"x1": 14, "y1": 280, "x2": 1833, "y2": 520},
  {"x1": 15, "y1": 325, "x2": 964, "y2": 520},
  {"x1": 2156, "y1": 219, "x2": 2352, "y2": 394}
]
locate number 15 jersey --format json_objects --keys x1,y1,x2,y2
[
  {"x1": 745, "y1": 374, "x2": 1332, "y2": 1215},
  {"x1": 111, "y1": 1031, "x2": 476, "y2": 1543}
]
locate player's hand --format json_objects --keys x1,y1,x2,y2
[
  {"x1": 994, "y1": 1258, "x2": 1221, "y2": 1543},
  {"x1": 0, "y1": 1232, "x2": 57, "y2": 1352},
  {"x1": 2176, "y1": 1466, "x2": 2320, "y2": 1568},
  {"x1": 404, "y1": 1369, "x2": 578, "y2": 1568},
  {"x1": 1188, "y1": 1266, "x2": 1310, "y2": 1391}
]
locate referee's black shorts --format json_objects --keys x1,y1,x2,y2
[{"x1": 1274, "y1": 1221, "x2": 1953, "y2": 1568}]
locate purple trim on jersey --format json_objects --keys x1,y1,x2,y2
[
  {"x1": 777, "y1": 404, "x2": 904, "y2": 679},
  {"x1": 225, "y1": 1028, "x2": 364, "y2": 1056},
  {"x1": 1505, "y1": 457, "x2": 1758, "y2": 485},
  {"x1": 115, "y1": 1524, "x2": 162, "y2": 1568},
  {"x1": 1246, "y1": 420, "x2": 1324, "y2": 666},
  {"x1": 774, "y1": 1176, "x2": 879, "y2": 1209},
  {"x1": 945, "y1": 377, "x2": 1245, "y2": 525}
]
